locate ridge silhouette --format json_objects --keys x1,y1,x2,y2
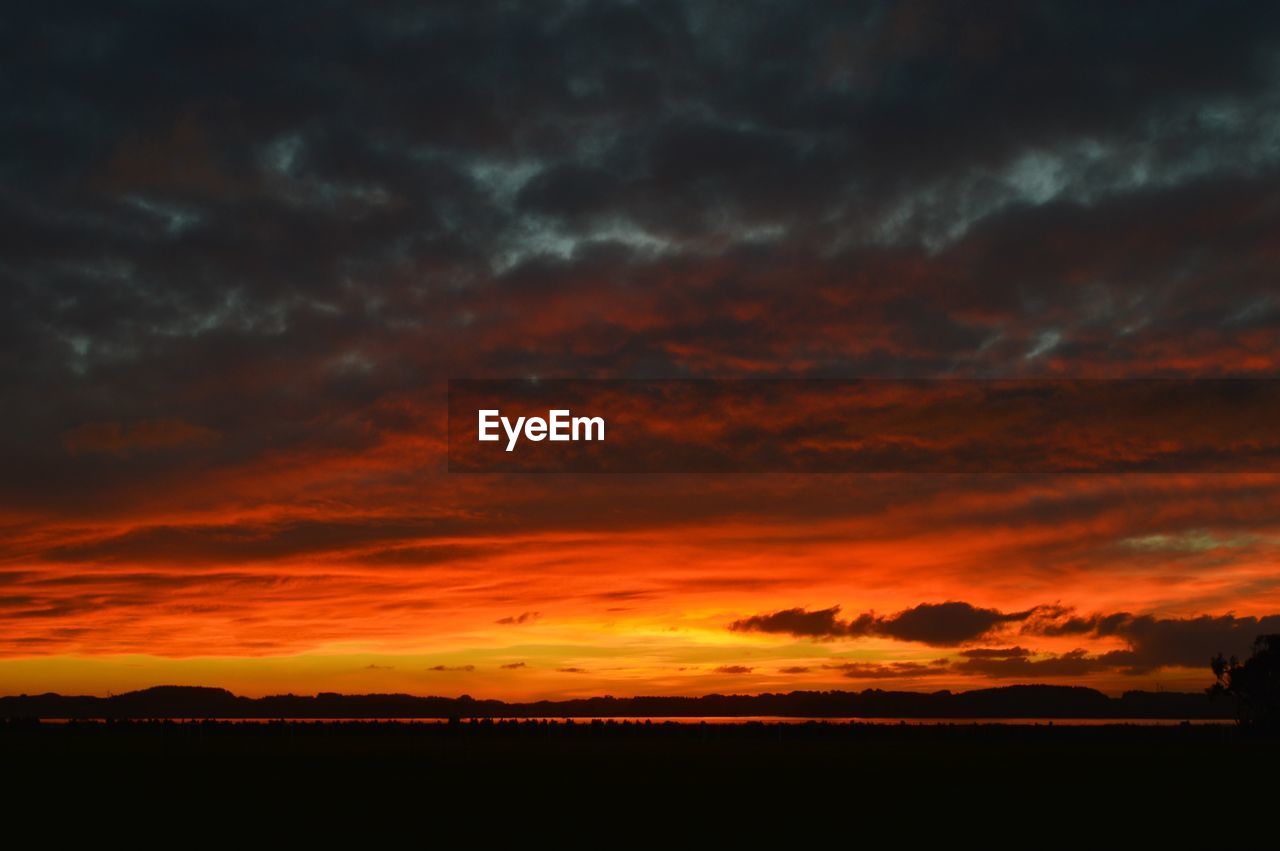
[{"x1": 0, "y1": 683, "x2": 1235, "y2": 720}]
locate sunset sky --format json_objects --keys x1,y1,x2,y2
[{"x1": 3, "y1": 1, "x2": 1280, "y2": 699}]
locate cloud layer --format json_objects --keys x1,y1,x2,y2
[
  {"x1": 2, "y1": 2, "x2": 1279, "y2": 697},
  {"x1": 730, "y1": 602, "x2": 1044, "y2": 645},
  {"x1": 730, "y1": 603, "x2": 1280, "y2": 680}
]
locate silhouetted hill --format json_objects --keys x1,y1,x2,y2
[{"x1": 0, "y1": 684, "x2": 1235, "y2": 720}]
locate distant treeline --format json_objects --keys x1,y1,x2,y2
[{"x1": 0, "y1": 684, "x2": 1236, "y2": 720}]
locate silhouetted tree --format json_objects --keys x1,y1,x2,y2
[{"x1": 1209, "y1": 634, "x2": 1280, "y2": 728}]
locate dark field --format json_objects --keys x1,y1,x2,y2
[
  {"x1": 6, "y1": 719, "x2": 1273, "y2": 841},
  {"x1": 4, "y1": 719, "x2": 1274, "y2": 810}
]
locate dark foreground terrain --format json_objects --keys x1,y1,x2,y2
[
  {"x1": 0, "y1": 683, "x2": 1238, "y2": 719},
  {"x1": 4, "y1": 717, "x2": 1274, "y2": 834}
]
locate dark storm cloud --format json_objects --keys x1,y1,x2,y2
[
  {"x1": 730, "y1": 602, "x2": 1043, "y2": 646},
  {"x1": 733, "y1": 603, "x2": 1280, "y2": 678},
  {"x1": 3, "y1": 0, "x2": 1280, "y2": 520},
  {"x1": 1032, "y1": 611, "x2": 1280, "y2": 673},
  {"x1": 61, "y1": 419, "x2": 220, "y2": 455}
]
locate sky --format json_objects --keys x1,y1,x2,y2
[{"x1": 2, "y1": 0, "x2": 1280, "y2": 699}]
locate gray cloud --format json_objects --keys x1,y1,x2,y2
[
  {"x1": 712, "y1": 665, "x2": 754, "y2": 674},
  {"x1": 951, "y1": 648, "x2": 1108, "y2": 679},
  {"x1": 827, "y1": 661, "x2": 952, "y2": 679},
  {"x1": 733, "y1": 603, "x2": 1280, "y2": 678},
  {"x1": 730, "y1": 602, "x2": 1044, "y2": 646},
  {"x1": 730, "y1": 605, "x2": 849, "y2": 639},
  {"x1": 1033, "y1": 611, "x2": 1280, "y2": 674}
]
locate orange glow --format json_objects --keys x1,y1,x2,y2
[{"x1": 5, "y1": 402, "x2": 1277, "y2": 698}]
